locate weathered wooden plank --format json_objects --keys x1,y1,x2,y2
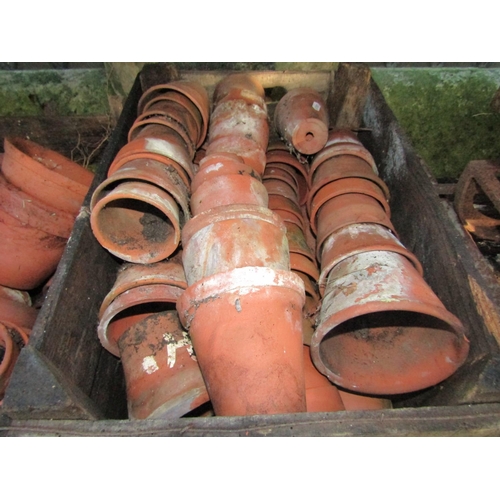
[{"x1": 2, "y1": 403, "x2": 500, "y2": 436}]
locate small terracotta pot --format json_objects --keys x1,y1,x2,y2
[
  {"x1": 263, "y1": 178, "x2": 300, "y2": 204},
  {"x1": 2, "y1": 137, "x2": 93, "y2": 216},
  {"x1": 0, "y1": 207, "x2": 66, "y2": 290},
  {"x1": 212, "y1": 73, "x2": 266, "y2": 106},
  {"x1": 303, "y1": 346, "x2": 345, "y2": 413},
  {"x1": 285, "y1": 221, "x2": 316, "y2": 262},
  {"x1": 316, "y1": 193, "x2": 396, "y2": 260},
  {"x1": 263, "y1": 164, "x2": 300, "y2": 197},
  {"x1": 192, "y1": 153, "x2": 256, "y2": 193},
  {"x1": 275, "y1": 88, "x2": 329, "y2": 155},
  {"x1": 90, "y1": 181, "x2": 181, "y2": 264},
  {"x1": 268, "y1": 194, "x2": 306, "y2": 231},
  {"x1": 182, "y1": 205, "x2": 289, "y2": 286},
  {"x1": 128, "y1": 117, "x2": 196, "y2": 159},
  {"x1": 0, "y1": 171, "x2": 75, "y2": 239},
  {"x1": 290, "y1": 253, "x2": 320, "y2": 282},
  {"x1": 311, "y1": 250, "x2": 470, "y2": 395},
  {"x1": 137, "y1": 81, "x2": 210, "y2": 148},
  {"x1": 191, "y1": 174, "x2": 268, "y2": 215},
  {"x1": 338, "y1": 389, "x2": 393, "y2": 411},
  {"x1": 271, "y1": 208, "x2": 303, "y2": 230},
  {"x1": 110, "y1": 135, "x2": 194, "y2": 183},
  {"x1": 177, "y1": 266, "x2": 306, "y2": 416},
  {"x1": 206, "y1": 135, "x2": 266, "y2": 175},
  {"x1": 209, "y1": 99, "x2": 269, "y2": 152},
  {"x1": 308, "y1": 155, "x2": 388, "y2": 214},
  {"x1": 318, "y1": 223, "x2": 424, "y2": 295},
  {"x1": 309, "y1": 176, "x2": 391, "y2": 235}
]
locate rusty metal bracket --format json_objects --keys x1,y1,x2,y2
[{"x1": 454, "y1": 160, "x2": 500, "y2": 241}]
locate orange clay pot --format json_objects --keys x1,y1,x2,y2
[
  {"x1": 190, "y1": 174, "x2": 268, "y2": 215},
  {"x1": 117, "y1": 310, "x2": 209, "y2": 420},
  {"x1": 0, "y1": 207, "x2": 66, "y2": 290},
  {"x1": 316, "y1": 193, "x2": 396, "y2": 260},
  {"x1": 0, "y1": 171, "x2": 75, "y2": 239},
  {"x1": 311, "y1": 250, "x2": 470, "y2": 395},
  {"x1": 212, "y1": 73, "x2": 266, "y2": 107},
  {"x1": 268, "y1": 194, "x2": 306, "y2": 232},
  {"x1": 303, "y1": 346, "x2": 345, "y2": 412},
  {"x1": 263, "y1": 178, "x2": 300, "y2": 204},
  {"x1": 109, "y1": 135, "x2": 194, "y2": 183},
  {"x1": 137, "y1": 80, "x2": 210, "y2": 148},
  {"x1": 338, "y1": 389, "x2": 393, "y2": 411},
  {"x1": 90, "y1": 181, "x2": 181, "y2": 264},
  {"x1": 177, "y1": 266, "x2": 306, "y2": 416},
  {"x1": 318, "y1": 223, "x2": 423, "y2": 295},
  {"x1": 290, "y1": 253, "x2": 320, "y2": 283},
  {"x1": 2, "y1": 137, "x2": 93, "y2": 216},
  {"x1": 205, "y1": 135, "x2": 266, "y2": 175},
  {"x1": 209, "y1": 99, "x2": 269, "y2": 152},
  {"x1": 182, "y1": 205, "x2": 289, "y2": 286},
  {"x1": 285, "y1": 221, "x2": 316, "y2": 262},
  {"x1": 263, "y1": 164, "x2": 300, "y2": 197},
  {"x1": 275, "y1": 88, "x2": 329, "y2": 155}
]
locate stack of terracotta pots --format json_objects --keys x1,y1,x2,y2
[
  {"x1": 0, "y1": 138, "x2": 94, "y2": 400},
  {"x1": 307, "y1": 129, "x2": 471, "y2": 396},
  {"x1": 90, "y1": 81, "x2": 209, "y2": 264},
  {"x1": 177, "y1": 74, "x2": 307, "y2": 416}
]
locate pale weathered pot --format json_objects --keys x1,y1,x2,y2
[
  {"x1": 181, "y1": 205, "x2": 289, "y2": 286},
  {"x1": 212, "y1": 73, "x2": 266, "y2": 107},
  {"x1": 275, "y1": 88, "x2": 329, "y2": 155},
  {"x1": 2, "y1": 138, "x2": 94, "y2": 216},
  {"x1": 311, "y1": 250, "x2": 470, "y2": 395},
  {"x1": 177, "y1": 266, "x2": 306, "y2": 416},
  {"x1": 303, "y1": 346, "x2": 345, "y2": 413}
]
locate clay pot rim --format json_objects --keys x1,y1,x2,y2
[
  {"x1": 177, "y1": 266, "x2": 305, "y2": 329},
  {"x1": 309, "y1": 176, "x2": 391, "y2": 235},
  {"x1": 266, "y1": 150, "x2": 309, "y2": 181},
  {"x1": 182, "y1": 204, "x2": 285, "y2": 248},
  {"x1": 268, "y1": 195, "x2": 305, "y2": 229},
  {"x1": 310, "y1": 144, "x2": 378, "y2": 180},
  {"x1": 263, "y1": 178, "x2": 300, "y2": 202},
  {"x1": 137, "y1": 81, "x2": 209, "y2": 148},
  {"x1": 98, "y1": 284, "x2": 184, "y2": 357},
  {"x1": 310, "y1": 297, "x2": 469, "y2": 395},
  {"x1": 90, "y1": 181, "x2": 181, "y2": 264},
  {"x1": 290, "y1": 252, "x2": 320, "y2": 282},
  {"x1": 294, "y1": 270, "x2": 320, "y2": 301},
  {"x1": 263, "y1": 163, "x2": 300, "y2": 192}
]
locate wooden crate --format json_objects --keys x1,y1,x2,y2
[{"x1": 2, "y1": 63, "x2": 500, "y2": 436}]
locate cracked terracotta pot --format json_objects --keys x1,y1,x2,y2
[
  {"x1": 137, "y1": 81, "x2": 209, "y2": 148},
  {"x1": 303, "y1": 346, "x2": 345, "y2": 413},
  {"x1": 90, "y1": 180, "x2": 181, "y2": 264},
  {"x1": 181, "y1": 205, "x2": 289, "y2": 286},
  {"x1": 275, "y1": 88, "x2": 329, "y2": 155},
  {"x1": 0, "y1": 207, "x2": 66, "y2": 290},
  {"x1": 2, "y1": 137, "x2": 94, "y2": 216},
  {"x1": 212, "y1": 73, "x2": 266, "y2": 107},
  {"x1": 318, "y1": 223, "x2": 423, "y2": 295},
  {"x1": 0, "y1": 171, "x2": 75, "y2": 239},
  {"x1": 338, "y1": 389, "x2": 392, "y2": 411},
  {"x1": 209, "y1": 99, "x2": 269, "y2": 153},
  {"x1": 108, "y1": 132, "x2": 194, "y2": 186},
  {"x1": 316, "y1": 193, "x2": 396, "y2": 260},
  {"x1": 190, "y1": 174, "x2": 268, "y2": 215},
  {"x1": 177, "y1": 266, "x2": 306, "y2": 416},
  {"x1": 311, "y1": 250, "x2": 470, "y2": 395}
]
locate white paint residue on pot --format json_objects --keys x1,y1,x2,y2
[
  {"x1": 312, "y1": 101, "x2": 321, "y2": 111},
  {"x1": 164, "y1": 331, "x2": 196, "y2": 368},
  {"x1": 142, "y1": 355, "x2": 159, "y2": 374}
]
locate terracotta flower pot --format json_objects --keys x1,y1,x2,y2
[
  {"x1": 316, "y1": 193, "x2": 396, "y2": 260},
  {"x1": 309, "y1": 176, "x2": 391, "y2": 235},
  {"x1": 268, "y1": 194, "x2": 305, "y2": 231},
  {"x1": 0, "y1": 171, "x2": 75, "y2": 239},
  {"x1": 290, "y1": 253, "x2": 320, "y2": 282},
  {"x1": 318, "y1": 223, "x2": 424, "y2": 295},
  {"x1": 0, "y1": 207, "x2": 66, "y2": 290},
  {"x1": 311, "y1": 250, "x2": 470, "y2": 395},
  {"x1": 209, "y1": 99, "x2": 269, "y2": 152},
  {"x1": 109, "y1": 135, "x2": 194, "y2": 183},
  {"x1": 338, "y1": 389, "x2": 393, "y2": 411},
  {"x1": 212, "y1": 73, "x2": 266, "y2": 107},
  {"x1": 308, "y1": 156, "x2": 389, "y2": 217},
  {"x1": 205, "y1": 135, "x2": 266, "y2": 175},
  {"x1": 182, "y1": 205, "x2": 289, "y2": 286},
  {"x1": 137, "y1": 81, "x2": 209, "y2": 147},
  {"x1": 303, "y1": 346, "x2": 345, "y2": 413},
  {"x1": 285, "y1": 221, "x2": 316, "y2": 262},
  {"x1": 177, "y1": 266, "x2": 307, "y2": 416},
  {"x1": 263, "y1": 178, "x2": 300, "y2": 204},
  {"x1": 275, "y1": 88, "x2": 329, "y2": 155},
  {"x1": 2, "y1": 137, "x2": 94, "y2": 216},
  {"x1": 117, "y1": 310, "x2": 209, "y2": 420},
  {"x1": 190, "y1": 174, "x2": 269, "y2": 215},
  {"x1": 90, "y1": 180, "x2": 182, "y2": 264},
  {"x1": 263, "y1": 164, "x2": 300, "y2": 197}
]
